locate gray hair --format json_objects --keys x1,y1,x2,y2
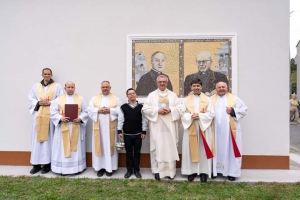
[{"x1": 156, "y1": 74, "x2": 168, "y2": 82}]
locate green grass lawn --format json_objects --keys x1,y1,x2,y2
[{"x1": 0, "y1": 176, "x2": 300, "y2": 200}]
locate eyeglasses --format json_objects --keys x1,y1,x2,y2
[
  {"x1": 197, "y1": 60, "x2": 211, "y2": 64},
  {"x1": 101, "y1": 86, "x2": 110, "y2": 89}
]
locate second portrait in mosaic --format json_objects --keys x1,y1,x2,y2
[{"x1": 131, "y1": 38, "x2": 232, "y2": 97}]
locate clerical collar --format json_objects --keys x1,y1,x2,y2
[
  {"x1": 40, "y1": 79, "x2": 54, "y2": 87},
  {"x1": 193, "y1": 93, "x2": 201, "y2": 96},
  {"x1": 151, "y1": 68, "x2": 161, "y2": 74}
]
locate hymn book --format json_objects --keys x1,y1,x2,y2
[{"x1": 65, "y1": 104, "x2": 78, "y2": 121}]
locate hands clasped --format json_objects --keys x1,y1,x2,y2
[
  {"x1": 158, "y1": 107, "x2": 171, "y2": 115},
  {"x1": 39, "y1": 98, "x2": 51, "y2": 106},
  {"x1": 98, "y1": 106, "x2": 110, "y2": 114},
  {"x1": 61, "y1": 117, "x2": 81, "y2": 123},
  {"x1": 191, "y1": 113, "x2": 199, "y2": 120}
]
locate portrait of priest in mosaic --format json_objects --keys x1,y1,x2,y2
[
  {"x1": 183, "y1": 51, "x2": 228, "y2": 96},
  {"x1": 136, "y1": 51, "x2": 173, "y2": 96},
  {"x1": 131, "y1": 38, "x2": 231, "y2": 97}
]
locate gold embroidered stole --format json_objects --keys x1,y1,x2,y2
[
  {"x1": 36, "y1": 83, "x2": 56, "y2": 142},
  {"x1": 58, "y1": 94, "x2": 82, "y2": 158},
  {"x1": 185, "y1": 93, "x2": 209, "y2": 162},
  {"x1": 93, "y1": 93, "x2": 117, "y2": 156},
  {"x1": 211, "y1": 93, "x2": 237, "y2": 139}
]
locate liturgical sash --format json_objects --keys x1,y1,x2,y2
[
  {"x1": 185, "y1": 93, "x2": 213, "y2": 162},
  {"x1": 58, "y1": 94, "x2": 82, "y2": 158},
  {"x1": 211, "y1": 93, "x2": 240, "y2": 157},
  {"x1": 36, "y1": 83, "x2": 56, "y2": 142},
  {"x1": 93, "y1": 93, "x2": 117, "y2": 156}
]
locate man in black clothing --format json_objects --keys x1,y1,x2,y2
[{"x1": 118, "y1": 88, "x2": 148, "y2": 178}]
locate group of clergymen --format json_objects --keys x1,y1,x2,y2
[{"x1": 28, "y1": 67, "x2": 247, "y2": 182}]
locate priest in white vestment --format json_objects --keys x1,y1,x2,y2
[
  {"x1": 181, "y1": 78, "x2": 215, "y2": 182},
  {"x1": 50, "y1": 81, "x2": 88, "y2": 175},
  {"x1": 142, "y1": 75, "x2": 181, "y2": 180},
  {"x1": 211, "y1": 81, "x2": 247, "y2": 181},
  {"x1": 87, "y1": 81, "x2": 122, "y2": 177},
  {"x1": 28, "y1": 68, "x2": 63, "y2": 174}
]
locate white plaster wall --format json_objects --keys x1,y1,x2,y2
[
  {"x1": 297, "y1": 43, "x2": 300, "y2": 96},
  {"x1": 0, "y1": 0, "x2": 289, "y2": 156}
]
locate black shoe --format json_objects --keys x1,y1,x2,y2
[
  {"x1": 187, "y1": 173, "x2": 197, "y2": 182},
  {"x1": 106, "y1": 171, "x2": 113, "y2": 177},
  {"x1": 134, "y1": 171, "x2": 142, "y2": 178},
  {"x1": 30, "y1": 166, "x2": 41, "y2": 174},
  {"x1": 124, "y1": 171, "x2": 132, "y2": 178},
  {"x1": 74, "y1": 168, "x2": 86, "y2": 175},
  {"x1": 200, "y1": 173, "x2": 208, "y2": 183},
  {"x1": 41, "y1": 166, "x2": 51, "y2": 174},
  {"x1": 154, "y1": 173, "x2": 160, "y2": 181},
  {"x1": 97, "y1": 169, "x2": 105, "y2": 177},
  {"x1": 166, "y1": 176, "x2": 175, "y2": 180},
  {"x1": 228, "y1": 176, "x2": 236, "y2": 181}
]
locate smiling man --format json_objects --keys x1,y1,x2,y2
[
  {"x1": 181, "y1": 78, "x2": 215, "y2": 183},
  {"x1": 142, "y1": 75, "x2": 181, "y2": 181},
  {"x1": 117, "y1": 88, "x2": 148, "y2": 179},
  {"x1": 28, "y1": 68, "x2": 63, "y2": 174},
  {"x1": 50, "y1": 81, "x2": 88, "y2": 176},
  {"x1": 87, "y1": 81, "x2": 122, "y2": 177},
  {"x1": 211, "y1": 81, "x2": 248, "y2": 181},
  {"x1": 136, "y1": 51, "x2": 173, "y2": 96}
]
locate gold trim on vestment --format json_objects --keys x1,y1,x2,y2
[
  {"x1": 36, "y1": 83, "x2": 56, "y2": 142},
  {"x1": 211, "y1": 93, "x2": 236, "y2": 138},
  {"x1": 185, "y1": 93, "x2": 210, "y2": 162},
  {"x1": 58, "y1": 94, "x2": 82, "y2": 158},
  {"x1": 93, "y1": 93, "x2": 117, "y2": 156}
]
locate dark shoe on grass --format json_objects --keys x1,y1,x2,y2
[
  {"x1": 97, "y1": 169, "x2": 106, "y2": 177},
  {"x1": 30, "y1": 165, "x2": 41, "y2": 174},
  {"x1": 124, "y1": 171, "x2": 132, "y2": 178}
]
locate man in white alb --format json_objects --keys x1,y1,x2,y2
[
  {"x1": 211, "y1": 81, "x2": 247, "y2": 181},
  {"x1": 181, "y1": 78, "x2": 215, "y2": 182},
  {"x1": 142, "y1": 75, "x2": 181, "y2": 180},
  {"x1": 87, "y1": 81, "x2": 122, "y2": 177},
  {"x1": 28, "y1": 68, "x2": 63, "y2": 174},
  {"x1": 50, "y1": 81, "x2": 88, "y2": 176}
]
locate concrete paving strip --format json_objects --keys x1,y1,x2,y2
[{"x1": 290, "y1": 153, "x2": 300, "y2": 164}]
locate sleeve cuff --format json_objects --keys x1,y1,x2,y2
[
  {"x1": 230, "y1": 108, "x2": 236, "y2": 117},
  {"x1": 118, "y1": 130, "x2": 122, "y2": 134},
  {"x1": 142, "y1": 131, "x2": 146, "y2": 135}
]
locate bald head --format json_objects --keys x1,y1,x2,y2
[
  {"x1": 215, "y1": 81, "x2": 228, "y2": 96},
  {"x1": 64, "y1": 81, "x2": 76, "y2": 95},
  {"x1": 196, "y1": 51, "x2": 212, "y2": 72}
]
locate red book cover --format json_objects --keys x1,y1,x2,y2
[{"x1": 65, "y1": 104, "x2": 78, "y2": 121}]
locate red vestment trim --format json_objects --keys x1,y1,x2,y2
[
  {"x1": 230, "y1": 126, "x2": 241, "y2": 157},
  {"x1": 199, "y1": 127, "x2": 213, "y2": 159}
]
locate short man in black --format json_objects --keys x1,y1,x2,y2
[{"x1": 117, "y1": 88, "x2": 148, "y2": 178}]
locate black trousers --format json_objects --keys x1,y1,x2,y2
[{"x1": 124, "y1": 134, "x2": 142, "y2": 172}]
